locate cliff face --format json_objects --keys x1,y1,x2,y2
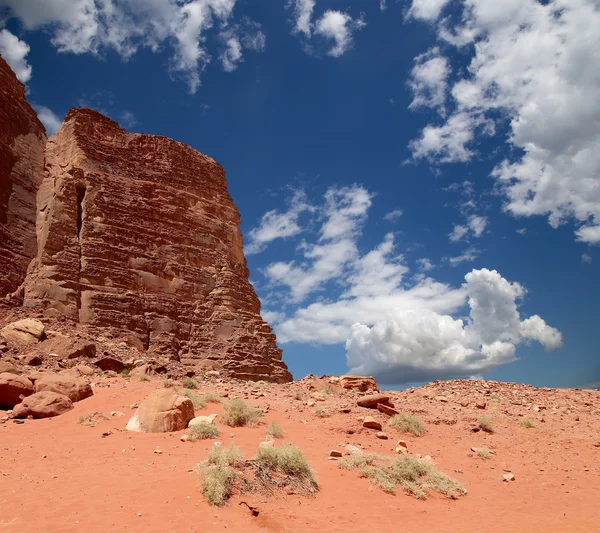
[
  {"x1": 0, "y1": 55, "x2": 290, "y2": 383},
  {"x1": 0, "y1": 56, "x2": 46, "y2": 299}
]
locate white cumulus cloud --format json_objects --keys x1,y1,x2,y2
[
  {"x1": 0, "y1": 0, "x2": 264, "y2": 93},
  {"x1": 0, "y1": 28, "x2": 32, "y2": 83},
  {"x1": 346, "y1": 268, "x2": 562, "y2": 384},
  {"x1": 407, "y1": 0, "x2": 600, "y2": 244},
  {"x1": 33, "y1": 105, "x2": 63, "y2": 135}
]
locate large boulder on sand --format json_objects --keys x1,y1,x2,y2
[
  {"x1": 126, "y1": 389, "x2": 194, "y2": 433},
  {"x1": 33, "y1": 373, "x2": 93, "y2": 402},
  {"x1": 357, "y1": 393, "x2": 393, "y2": 408},
  {"x1": 0, "y1": 373, "x2": 34, "y2": 408},
  {"x1": 339, "y1": 375, "x2": 379, "y2": 392},
  {"x1": 13, "y1": 391, "x2": 73, "y2": 418},
  {"x1": 1, "y1": 319, "x2": 45, "y2": 345}
]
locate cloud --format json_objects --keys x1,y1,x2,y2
[
  {"x1": 0, "y1": 29, "x2": 32, "y2": 83},
  {"x1": 383, "y1": 209, "x2": 403, "y2": 222},
  {"x1": 407, "y1": 0, "x2": 600, "y2": 244},
  {"x1": 380, "y1": 0, "x2": 387, "y2": 11},
  {"x1": 245, "y1": 190, "x2": 314, "y2": 255},
  {"x1": 416, "y1": 258, "x2": 434, "y2": 271},
  {"x1": 287, "y1": 2, "x2": 365, "y2": 57},
  {"x1": 346, "y1": 268, "x2": 562, "y2": 384},
  {"x1": 288, "y1": 0, "x2": 315, "y2": 37},
  {"x1": 407, "y1": 0, "x2": 451, "y2": 21},
  {"x1": 408, "y1": 47, "x2": 450, "y2": 114},
  {"x1": 315, "y1": 10, "x2": 366, "y2": 57},
  {"x1": 33, "y1": 105, "x2": 63, "y2": 134},
  {"x1": 516, "y1": 228, "x2": 527, "y2": 235},
  {"x1": 449, "y1": 224, "x2": 468, "y2": 243},
  {"x1": 0, "y1": 0, "x2": 264, "y2": 93},
  {"x1": 446, "y1": 247, "x2": 480, "y2": 266},
  {"x1": 582, "y1": 253, "x2": 592, "y2": 264},
  {"x1": 119, "y1": 110, "x2": 137, "y2": 129}
]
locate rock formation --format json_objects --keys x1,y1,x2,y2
[
  {"x1": 0, "y1": 55, "x2": 291, "y2": 383},
  {"x1": 0, "y1": 55, "x2": 46, "y2": 300}
]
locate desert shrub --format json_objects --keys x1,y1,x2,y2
[
  {"x1": 182, "y1": 377, "x2": 198, "y2": 389},
  {"x1": 339, "y1": 452, "x2": 464, "y2": 499},
  {"x1": 188, "y1": 422, "x2": 220, "y2": 441},
  {"x1": 476, "y1": 447, "x2": 491, "y2": 459},
  {"x1": 321, "y1": 387, "x2": 334, "y2": 396},
  {"x1": 120, "y1": 369, "x2": 130, "y2": 377},
  {"x1": 314, "y1": 404, "x2": 330, "y2": 418},
  {"x1": 388, "y1": 413, "x2": 426, "y2": 437},
  {"x1": 221, "y1": 399, "x2": 262, "y2": 427},
  {"x1": 137, "y1": 373, "x2": 151, "y2": 382},
  {"x1": 292, "y1": 390, "x2": 304, "y2": 401},
  {"x1": 478, "y1": 416, "x2": 494, "y2": 433},
  {"x1": 201, "y1": 391, "x2": 222, "y2": 404},
  {"x1": 183, "y1": 389, "x2": 206, "y2": 409},
  {"x1": 197, "y1": 444, "x2": 317, "y2": 507},
  {"x1": 163, "y1": 378, "x2": 174, "y2": 388},
  {"x1": 266, "y1": 421, "x2": 284, "y2": 439},
  {"x1": 518, "y1": 417, "x2": 535, "y2": 429}
]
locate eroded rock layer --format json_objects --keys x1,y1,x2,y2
[
  {"x1": 22, "y1": 108, "x2": 290, "y2": 382},
  {"x1": 0, "y1": 55, "x2": 46, "y2": 299}
]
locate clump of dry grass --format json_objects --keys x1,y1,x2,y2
[
  {"x1": 266, "y1": 421, "x2": 284, "y2": 438},
  {"x1": 221, "y1": 398, "x2": 262, "y2": 427},
  {"x1": 476, "y1": 447, "x2": 491, "y2": 460},
  {"x1": 292, "y1": 390, "x2": 304, "y2": 401},
  {"x1": 518, "y1": 417, "x2": 535, "y2": 428},
  {"x1": 163, "y1": 378, "x2": 174, "y2": 388},
  {"x1": 201, "y1": 391, "x2": 222, "y2": 404},
  {"x1": 182, "y1": 377, "x2": 198, "y2": 389},
  {"x1": 187, "y1": 422, "x2": 220, "y2": 441},
  {"x1": 339, "y1": 452, "x2": 465, "y2": 499},
  {"x1": 388, "y1": 413, "x2": 426, "y2": 437},
  {"x1": 137, "y1": 373, "x2": 151, "y2": 382},
  {"x1": 197, "y1": 444, "x2": 318, "y2": 507},
  {"x1": 478, "y1": 416, "x2": 494, "y2": 433},
  {"x1": 182, "y1": 389, "x2": 206, "y2": 409},
  {"x1": 314, "y1": 404, "x2": 330, "y2": 418}
]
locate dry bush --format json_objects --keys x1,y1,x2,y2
[
  {"x1": 321, "y1": 387, "x2": 334, "y2": 396},
  {"x1": 201, "y1": 391, "x2": 222, "y2": 404},
  {"x1": 197, "y1": 444, "x2": 317, "y2": 507},
  {"x1": 182, "y1": 377, "x2": 198, "y2": 389},
  {"x1": 388, "y1": 413, "x2": 426, "y2": 436},
  {"x1": 478, "y1": 416, "x2": 494, "y2": 433},
  {"x1": 339, "y1": 452, "x2": 464, "y2": 500},
  {"x1": 182, "y1": 389, "x2": 206, "y2": 409},
  {"x1": 314, "y1": 404, "x2": 330, "y2": 418},
  {"x1": 266, "y1": 421, "x2": 284, "y2": 439},
  {"x1": 518, "y1": 417, "x2": 535, "y2": 428},
  {"x1": 163, "y1": 378, "x2": 174, "y2": 388},
  {"x1": 292, "y1": 390, "x2": 304, "y2": 401},
  {"x1": 137, "y1": 373, "x2": 151, "y2": 382},
  {"x1": 477, "y1": 447, "x2": 491, "y2": 459},
  {"x1": 188, "y1": 422, "x2": 220, "y2": 441},
  {"x1": 221, "y1": 399, "x2": 262, "y2": 427}
]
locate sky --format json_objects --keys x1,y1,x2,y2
[{"x1": 0, "y1": 0, "x2": 598, "y2": 388}]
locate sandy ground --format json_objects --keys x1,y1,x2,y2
[{"x1": 1, "y1": 376, "x2": 599, "y2": 533}]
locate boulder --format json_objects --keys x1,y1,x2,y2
[
  {"x1": 38, "y1": 335, "x2": 96, "y2": 360},
  {"x1": 74, "y1": 365, "x2": 95, "y2": 376},
  {"x1": 13, "y1": 391, "x2": 73, "y2": 418},
  {"x1": 189, "y1": 414, "x2": 218, "y2": 427},
  {"x1": 34, "y1": 373, "x2": 93, "y2": 402},
  {"x1": 363, "y1": 416, "x2": 383, "y2": 430},
  {"x1": 126, "y1": 389, "x2": 194, "y2": 433},
  {"x1": 131, "y1": 364, "x2": 154, "y2": 377},
  {"x1": 0, "y1": 319, "x2": 45, "y2": 345},
  {"x1": 339, "y1": 375, "x2": 379, "y2": 392},
  {"x1": 94, "y1": 357, "x2": 126, "y2": 372},
  {"x1": 23, "y1": 354, "x2": 42, "y2": 366},
  {"x1": 357, "y1": 394, "x2": 393, "y2": 408},
  {"x1": 0, "y1": 373, "x2": 34, "y2": 408},
  {"x1": 0, "y1": 361, "x2": 16, "y2": 374},
  {"x1": 377, "y1": 403, "x2": 399, "y2": 416}
]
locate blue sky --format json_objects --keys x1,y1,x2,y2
[{"x1": 1, "y1": 0, "x2": 598, "y2": 388}]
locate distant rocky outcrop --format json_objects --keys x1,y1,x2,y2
[
  {"x1": 0, "y1": 55, "x2": 46, "y2": 301},
  {"x1": 0, "y1": 55, "x2": 291, "y2": 383}
]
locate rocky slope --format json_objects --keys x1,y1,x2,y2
[
  {"x1": 0, "y1": 56, "x2": 290, "y2": 382},
  {"x1": 0, "y1": 55, "x2": 46, "y2": 300}
]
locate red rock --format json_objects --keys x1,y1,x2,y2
[
  {"x1": 20, "y1": 108, "x2": 290, "y2": 383},
  {"x1": 363, "y1": 416, "x2": 382, "y2": 430},
  {"x1": 502, "y1": 473, "x2": 515, "y2": 482},
  {"x1": 38, "y1": 336, "x2": 96, "y2": 360},
  {"x1": 0, "y1": 319, "x2": 45, "y2": 345},
  {"x1": 376, "y1": 431, "x2": 388, "y2": 439},
  {"x1": 329, "y1": 450, "x2": 343, "y2": 457},
  {"x1": 94, "y1": 357, "x2": 126, "y2": 373},
  {"x1": 357, "y1": 394, "x2": 393, "y2": 408},
  {"x1": 34, "y1": 373, "x2": 93, "y2": 402},
  {"x1": 23, "y1": 353, "x2": 42, "y2": 366},
  {"x1": 377, "y1": 403, "x2": 399, "y2": 416},
  {"x1": 12, "y1": 391, "x2": 73, "y2": 418},
  {"x1": 126, "y1": 389, "x2": 194, "y2": 433},
  {"x1": 476, "y1": 400, "x2": 487, "y2": 409},
  {"x1": 339, "y1": 375, "x2": 379, "y2": 392},
  {"x1": 0, "y1": 372, "x2": 34, "y2": 408},
  {"x1": 0, "y1": 56, "x2": 46, "y2": 300}
]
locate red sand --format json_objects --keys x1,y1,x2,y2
[{"x1": 1, "y1": 377, "x2": 599, "y2": 533}]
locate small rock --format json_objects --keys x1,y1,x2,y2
[
  {"x1": 329, "y1": 450, "x2": 343, "y2": 458},
  {"x1": 377, "y1": 403, "x2": 399, "y2": 416},
  {"x1": 180, "y1": 434, "x2": 190, "y2": 442},
  {"x1": 259, "y1": 440, "x2": 274, "y2": 449},
  {"x1": 357, "y1": 394, "x2": 393, "y2": 409},
  {"x1": 154, "y1": 449, "x2": 163, "y2": 454},
  {"x1": 502, "y1": 473, "x2": 515, "y2": 482},
  {"x1": 395, "y1": 439, "x2": 408, "y2": 450},
  {"x1": 345, "y1": 444, "x2": 362, "y2": 455},
  {"x1": 363, "y1": 416, "x2": 382, "y2": 430},
  {"x1": 111, "y1": 411, "x2": 124, "y2": 417},
  {"x1": 23, "y1": 354, "x2": 43, "y2": 367},
  {"x1": 307, "y1": 400, "x2": 315, "y2": 407},
  {"x1": 434, "y1": 396, "x2": 448, "y2": 402},
  {"x1": 376, "y1": 432, "x2": 388, "y2": 439},
  {"x1": 476, "y1": 401, "x2": 487, "y2": 409}
]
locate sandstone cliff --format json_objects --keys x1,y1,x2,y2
[
  {"x1": 0, "y1": 56, "x2": 46, "y2": 299},
  {"x1": 0, "y1": 55, "x2": 291, "y2": 383}
]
